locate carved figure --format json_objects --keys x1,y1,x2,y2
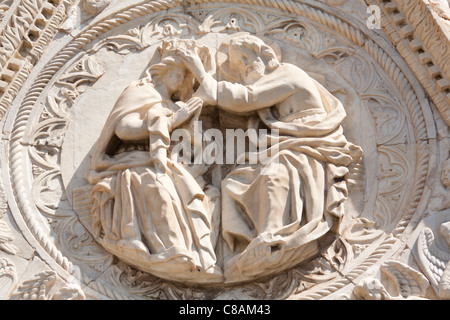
[
  {"x1": 178, "y1": 34, "x2": 363, "y2": 282},
  {"x1": 88, "y1": 39, "x2": 222, "y2": 283},
  {"x1": 354, "y1": 261, "x2": 429, "y2": 300}
]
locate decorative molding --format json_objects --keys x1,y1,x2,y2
[
  {"x1": 0, "y1": 0, "x2": 445, "y2": 300},
  {"x1": 11, "y1": 270, "x2": 56, "y2": 300}
]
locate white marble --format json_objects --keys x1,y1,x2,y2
[{"x1": 0, "y1": 0, "x2": 448, "y2": 300}]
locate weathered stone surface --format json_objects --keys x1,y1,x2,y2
[{"x1": 0, "y1": 0, "x2": 448, "y2": 300}]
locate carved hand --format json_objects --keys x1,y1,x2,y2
[{"x1": 170, "y1": 97, "x2": 203, "y2": 129}]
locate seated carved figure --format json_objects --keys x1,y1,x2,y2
[
  {"x1": 88, "y1": 40, "x2": 223, "y2": 283},
  {"x1": 179, "y1": 34, "x2": 363, "y2": 283}
]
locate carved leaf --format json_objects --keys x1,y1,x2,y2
[
  {"x1": 58, "y1": 56, "x2": 105, "y2": 90},
  {"x1": 317, "y1": 50, "x2": 375, "y2": 93},
  {"x1": 365, "y1": 96, "x2": 407, "y2": 145},
  {"x1": 268, "y1": 21, "x2": 321, "y2": 54},
  {"x1": 245, "y1": 274, "x2": 299, "y2": 299},
  {"x1": 343, "y1": 218, "x2": 384, "y2": 246},
  {"x1": 210, "y1": 9, "x2": 262, "y2": 34},
  {"x1": 0, "y1": 1, "x2": 12, "y2": 20}
]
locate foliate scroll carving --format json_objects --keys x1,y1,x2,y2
[
  {"x1": 11, "y1": 270, "x2": 57, "y2": 300},
  {"x1": 26, "y1": 54, "x2": 111, "y2": 277},
  {"x1": 112, "y1": 237, "x2": 354, "y2": 300},
  {"x1": 57, "y1": 216, "x2": 114, "y2": 274},
  {"x1": 30, "y1": 55, "x2": 104, "y2": 214},
  {"x1": 267, "y1": 21, "x2": 321, "y2": 55},
  {"x1": 428, "y1": 0, "x2": 450, "y2": 29},
  {"x1": 365, "y1": 96, "x2": 407, "y2": 145},
  {"x1": 82, "y1": 0, "x2": 110, "y2": 15},
  {"x1": 60, "y1": 0, "x2": 112, "y2": 33},
  {"x1": 369, "y1": 0, "x2": 450, "y2": 126},
  {"x1": 92, "y1": 15, "x2": 195, "y2": 54}
]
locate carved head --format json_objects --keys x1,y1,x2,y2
[
  {"x1": 219, "y1": 33, "x2": 281, "y2": 84},
  {"x1": 148, "y1": 39, "x2": 212, "y2": 101}
]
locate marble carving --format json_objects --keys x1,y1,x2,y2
[
  {"x1": 89, "y1": 39, "x2": 222, "y2": 283},
  {"x1": 0, "y1": 0, "x2": 449, "y2": 300},
  {"x1": 87, "y1": 33, "x2": 362, "y2": 284}
]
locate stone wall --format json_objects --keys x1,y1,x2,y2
[{"x1": 0, "y1": 0, "x2": 449, "y2": 300}]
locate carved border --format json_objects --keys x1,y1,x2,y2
[
  {"x1": 0, "y1": 0, "x2": 73, "y2": 119},
  {"x1": 369, "y1": 0, "x2": 450, "y2": 126},
  {"x1": 4, "y1": 0, "x2": 435, "y2": 299}
]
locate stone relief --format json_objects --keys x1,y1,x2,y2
[
  {"x1": 10, "y1": 269, "x2": 85, "y2": 300},
  {"x1": 416, "y1": 220, "x2": 450, "y2": 299},
  {"x1": 88, "y1": 38, "x2": 222, "y2": 283},
  {"x1": 182, "y1": 33, "x2": 362, "y2": 283},
  {"x1": 428, "y1": 0, "x2": 450, "y2": 29},
  {"x1": 0, "y1": 0, "x2": 448, "y2": 300},
  {"x1": 82, "y1": 0, "x2": 111, "y2": 15},
  {"x1": 371, "y1": 0, "x2": 450, "y2": 126},
  {"x1": 85, "y1": 33, "x2": 363, "y2": 284},
  {"x1": 60, "y1": 0, "x2": 112, "y2": 32},
  {"x1": 0, "y1": 257, "x2": 17, "y2": 299},
  {"x1": 353, "y1": 261, "x2": 429, "y2": 300}
]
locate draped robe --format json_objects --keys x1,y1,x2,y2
[{"x1": 88, "y1": 79, "x2": 221, "y2": 283}]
